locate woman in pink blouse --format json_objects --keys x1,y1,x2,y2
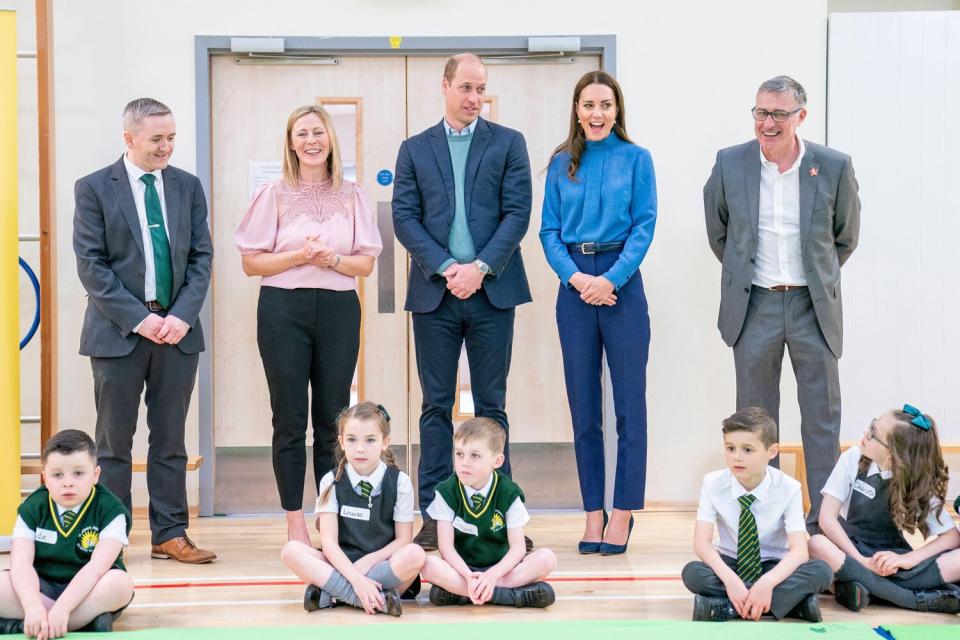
[{"x1": 235, "y1": 105, "x2": 382, "y2": 544}]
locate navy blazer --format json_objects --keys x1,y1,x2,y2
[
  {"x1": 73, "y1": 156, "x2": 214, "y2": 357},
  {"x1": 392, "y1": 118, "x2": 532, "y2": 313}
]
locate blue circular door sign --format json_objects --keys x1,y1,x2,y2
[{"x1": 377, "y1": 169, "x2": 393, "y2": 186}]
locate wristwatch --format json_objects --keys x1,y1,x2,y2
[{"x1": 473, "y1": 259, "x2": 492, "y2": 276}]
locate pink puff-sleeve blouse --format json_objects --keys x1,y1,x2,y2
[{"x1": 235, "y1": 179, "x2": 383, "y2": 291}]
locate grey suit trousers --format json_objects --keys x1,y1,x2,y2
[
  {"x1": 682, "y1": 555, "x2": 832, "y2": 619},
  {"x1": 733, "y1": 286, "x2": 841, "y2": 524},
  {"x1": 91, "y1": 336, "x2": 198, "y2": 545}
]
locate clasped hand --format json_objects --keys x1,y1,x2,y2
[
  {"x1": 468, "y1": 569, "x2": 500, "y2": 604},
  {"x1": 137, "y1": 313, "x2": 189, "y2": 345},
  {"x1": 444, "y1": 263, "x2": 484, "y2": 300},
  {"x1": 569, "y1": 272, "x2": 617, "y2": 306},
  {"x1": 300, "y1": 234, "x2": 338, "y2": 268},
  {"x1": 726, "y1": 576, "x2": 772, "y2": 620},
  {"x1": 869, "y1": 550, "x2": 913, "y2": 576}
]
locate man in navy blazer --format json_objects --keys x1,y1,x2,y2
[
  {"x1": 392, "y1": 54, "x2": 532, "y2": 550},
  {"x1": 73, "y1": 98, "x2": 215, "y2": 563}
]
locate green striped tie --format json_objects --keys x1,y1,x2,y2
[
  {"x1": 736, "y1": 494, "x2": 762, "y2": 583},
  {"x1": 358, "y1": 480, "x2": 373, "y2": 498},
  {"x1": 471, "y1": 493, "x2": 484, "y2": 511},
  {"x1": 60, "y1": 510, "x2": 76, "y2": 530},
  {"x1": 139, "y1": 174, "x2": 173, "y2": 309}
]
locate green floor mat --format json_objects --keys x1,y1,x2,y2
[
  {"x1": 64, "y1": 619, "x2": 882, "y2": 640},
  {"x1": 880, "y1": 624, "x2": 960, "y2": 640}
]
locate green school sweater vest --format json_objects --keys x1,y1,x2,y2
[
  {"x1": 434, "y1": 470, "x2": 524, "y2": 568},
  {"x1": 17, "y1": 484, "x2": 131, "y2": 583}
]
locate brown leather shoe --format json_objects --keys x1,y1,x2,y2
[{"x1": 151, "y1": 536, "x2": 217, "y2": 563}]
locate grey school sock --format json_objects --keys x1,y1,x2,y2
[
  {"x1": 321, "y1": 570, "x2": 363, "y2": 609},
  {"x1": 836, "y1": 556, "x2": 918, "y2": 610},
  {"x1": 366, "y1": 560, "x2": 403, "y2": 591}
]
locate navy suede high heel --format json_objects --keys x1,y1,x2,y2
[
  {"x1": 577, "y1": 510, "x2": 609, "y2": 554},
  {"x1": 599, "y1": 513, "x2": 634, "y2": 555}
]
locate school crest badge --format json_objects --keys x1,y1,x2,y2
[
  {"x1": 77, "y1": 527, "x2": 100, "y2": 553},
  {"x1": 490, "y1": 510, "x2": 505, "y2": 532}
]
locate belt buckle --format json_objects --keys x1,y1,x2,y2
[{"x1": 581, "y1": 242, "x2": 597, "y2": 255}]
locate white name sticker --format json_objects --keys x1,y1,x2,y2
[
  {"x1": 340, "y1": 505, "x2": 370, "y2": 521},
  {"x1": 35, "y1": 528, "x2": 58, "y2": 544},
  {"x1": 452, "y1": 517, "x2": 479, "y2": 536},
  {"x1": 853, "y1": 479, "x2": 876, "y2": 500}
]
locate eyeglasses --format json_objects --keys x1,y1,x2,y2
[
  {"x1": 751, "y1": 107, "x2": 802, "y2": 123},
  {"x1": 866, "y1": 419, "x2": 890, "y2": 449}
]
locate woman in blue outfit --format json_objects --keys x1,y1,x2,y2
[{"x1": 539, "y1": 70, "x2": 657, "y2": 555}]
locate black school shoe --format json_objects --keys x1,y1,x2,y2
[
  {"x1": 429, "y1": 585, "x2": 472, "y2": 606},
  {"x1": 834, "y1": 580, "x2": 870, "y2": 611},
  {"x1": 401, "y1": 574, "x2": 422, "y2": 599},
  {"x1": 303, "y1": 584, "x2": 334, "y2": 611},
  {"x1": 0, "y1": 619, "x2": 23, "y2": 635},
  {"x1": 787, "y1": 594, "x2": 823, "y2": 622},
  {"x1": 691, "y1": 595, "x2": 739, "y2": 621},
  {"x1": 80, "y1": 612, "x2": 114, "y2": 633},
  {"x1": 381, "y1": 589, "x2": 403, "y2": 617},
  {"x1": 504, "y1": 582, "x2": 555, "y2": 608},
  {"x1": 916, "y1": 585, "x2": 960, "y2": 613}
]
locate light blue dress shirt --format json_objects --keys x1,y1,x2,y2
[{"x1": 539, "y1": 132, "x2": 657, "y2": 289}]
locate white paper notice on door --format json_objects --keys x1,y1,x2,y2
[{"x1": 249, "y1": 161, "x2": 283, "y2": 201}]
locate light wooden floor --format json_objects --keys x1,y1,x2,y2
[{"x1": 2, "y1": 512, "x2": 957, "y2": 628}]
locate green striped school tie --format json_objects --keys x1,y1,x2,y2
[
  {"x1": 139, "y1": 174, "x2": 173, "y2": 309},
  {"x1": 358, "y1": 480, "x2": 373, "y2": 498},
  {"x1": 736, "y1": 494, "x2": 762, "y2": 583},
  {"x1": 60, "y1": 510, "x2": 76, "y2": 530},
  {"x1": 471, "y1": 493, "x2": 484, "y2": 511}
]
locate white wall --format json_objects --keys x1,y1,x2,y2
[
  {"x1": 829, "y1": 11, "x2": 960, "y2": 499},
  {"x1": 13, "y1": 0, "x2": 837, "y2": 506}
]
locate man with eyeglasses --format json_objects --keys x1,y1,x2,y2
[{"x1": 704, "y1": 76, "x2": 861, "y2": 531}]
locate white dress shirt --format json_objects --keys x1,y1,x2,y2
[
  {"x1": 315, "y1": 460, "x2": 415, "y2": 523},
  {"x1": 821, "y1": 447, "x2": 955, "y2": 535},
  {"x1": 444, "y1": 117, "x2": 478, "y2": 137},
  {"x1": 753, "y1": 136, "x2": 807, "y2": 288},
  {"x1": 696, "y1": 466, "x2": 806, "y2": 561},
  {"x1": 426, "y1": 473, "x2": 529, "y2": 529},
  {"x1": 13, "y1": 501, "x2": 129, "y2": 546},
  {"x1": 123, "y1": 154, "x2": 171, "y2": 304}
]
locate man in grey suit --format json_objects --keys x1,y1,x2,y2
[
  {"x1": 704, "y1": 76, "x2": 860, "y2": 526},
  {"x1": 73, "y1": 98, "x2": 216, "y2": 563}
]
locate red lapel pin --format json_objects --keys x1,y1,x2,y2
[{"x1": 809, "y1": 166, "x2": 819, "y2": 177}]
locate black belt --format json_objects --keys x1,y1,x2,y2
[
  {"x1": 146, "y1": 300, "x2": 166, "y2": 312},
  {"x1": 764, "y1": 285, "x2": 807, "y2": 292},
  {"x1": 567, "y1": 242, "x2": 624, "y2": 255}
]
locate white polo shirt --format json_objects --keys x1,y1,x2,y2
[
  {"x1": 821, "y1": 446, "x2": 955, "y2": 535},
  {"x1": 314, "y1": 460, "x2": 414, "y2": 523}
]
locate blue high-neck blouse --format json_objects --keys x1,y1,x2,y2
[{"x1": 539, "y1": 132, "x2": 657, "y2": 289}]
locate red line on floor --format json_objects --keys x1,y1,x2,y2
[{"x1": 135, "y1": 576, "x2": 681, "y2": 590}]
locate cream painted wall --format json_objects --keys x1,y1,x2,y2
[{"x1": 17, "y1": 0, "x2": 834, "y2": 506}]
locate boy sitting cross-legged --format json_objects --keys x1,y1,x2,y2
[
  {"x1": 421, "y1": 418, "x2": 557, "y2": 608},
  {"x1": 681, "y1": 407, "x2": 832, "y2": 622},
  {"x1": 0, "y1": 430, "x2": 134, "y2": 636}
]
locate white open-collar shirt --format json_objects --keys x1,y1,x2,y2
[{"x1": 753, "y1": 136, "x2": 807, "y2": 288}]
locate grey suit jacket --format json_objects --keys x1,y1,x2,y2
[
  {"x1": 73, "y1": 156, "x2": 214, "y2": 357},
  {"x1": 704, "y1": 139, "x2": 860, "y2": 358}
]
